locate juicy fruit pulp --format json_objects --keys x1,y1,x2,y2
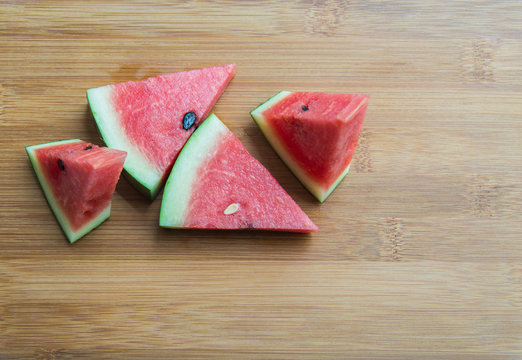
[
  {"x1": 26, "y1": 139, "x2": 126, "y2": 243},
  {"x1": 251, "y1": 91, "x2": 369, "y2": 202},
  {"x1": 160, "y1": 114, "x2": 318, "y2": 232},
  {"x1": 87, "y1": 64, "x2": 236, "y2": 199}
]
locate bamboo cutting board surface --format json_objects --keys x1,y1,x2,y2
[{"x1": 1, "y1": 1, "x2": 521, "y2": 359}]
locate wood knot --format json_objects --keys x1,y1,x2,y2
[
  {"x1": 352, "y1": 129, "x2": 373, "y2": 173},
  {"x1": 467, "y1": 175, "x2": 500, "y2": 217},
  {"x1": 461, "y1": 39, "x2": 499, "y2": 83},
  {"x1": 35, "y1": 348, "x2": 65, "y2": 360},
  {"x1": 379, "y1": 217, "x2": 404, "y2": 261},
  {"x1": 305, "y1": 0, "x2": 349, "y2": 36}
]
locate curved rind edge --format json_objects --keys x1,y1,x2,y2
[
  {"x1": 86, "y1": 87, "x2": 161, "y2": 200},
  {"x1": 159, "y1": 113, "x2": 227, "y2": 228}
]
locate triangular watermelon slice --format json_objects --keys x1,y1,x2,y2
[
  {"x1": 160, "y1": 114, "x2": 318, "y2": 232},
  {"x1": 86, "y1": 64, "x2": 236, "y2": 199},
  {"x1": 26, "y1": 139, "x2": 126, "y2": 243},
  {"x1": 250, "y1": 91, "x2": 369, "y2": 202}
]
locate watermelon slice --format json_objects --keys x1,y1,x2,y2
[
  {"x1": 86, "y1": 64, "x2": 236, "y2": 199},
  {"x1": 160, "y1": 114, "x2": 318, "y2": 232},
  {"x1": 250, "y1": 91, "x2": 369, "y2": 202},
  {"x1": 26, "y1": 139, "x2": 126, "y2": 243}
]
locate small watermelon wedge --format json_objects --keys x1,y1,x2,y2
[
  {"x1": 26, "y1": 139, "x2": 126, "y2": 243},
  {"x1": 86, "y1": 64, "x2": 236, "y2": 200},
  {"x1": 160, "y1": 114, "x2": 318, "y2": 232},
  {"x1": 250, "y1": 91, "x2": 369, "y2": 202}
]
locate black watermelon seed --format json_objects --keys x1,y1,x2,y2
[
  {"x1": 57, "y1": 159, "x2": 65, "y2": 171},
  {"x1": 84, "y1": 145, "x2": 93, "y2": 150},
  {"x1": 301, "y1": 105, "x2": 309, "y2": 111},
  {"x1": 182, "y1": 111, "x2": 197, "y2": 130}
]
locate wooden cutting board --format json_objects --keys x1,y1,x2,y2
[{"x1": 1, "y1": 1, "x2": 521, "y2": 359}]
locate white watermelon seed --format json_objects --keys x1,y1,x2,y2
[{"x1": 224, "y1": 203, "x2": 240, "y2": 215}]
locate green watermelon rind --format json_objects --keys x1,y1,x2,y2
[
  {"x1": 25, "y1": 139, "x2": 111, "y2": 243},
  {"x1": 250, "y1": 91, "x2": 359, "y2": 203},
  {"x1": 86, "y1": 86, "x2": 161, "y2": 200},
  {"x1": 250, "y1": 91, "x2": 334, "y2": 202},
  {"x1": 250, "y1": 91, "x2": 291, "y2": 115},
  {"x1": 159, "y1": 113, "x2": 228, "y2": 228}
]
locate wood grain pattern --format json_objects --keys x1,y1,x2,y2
[{"x1": 1, "y1": 1, "x2": 521, "y2": 359}]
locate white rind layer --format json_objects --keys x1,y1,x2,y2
[
  {"x1": 87, "y1": 85, "x2": 161, "y2": 198},
  {"x1": 26, "y1": 139, "x2": 111, "y2": 243},
  {"x1": 251, "y1": 91, "x2": 352, "y2": 203},
  {"x1": 159, "y1": 114, "x2": 227, "y2": 227}
]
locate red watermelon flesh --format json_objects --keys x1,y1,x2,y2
[
  {"x1": 160, "y1": 114, "x2": 318, "y2": 232},
  {"x1": 251, "y1": 91, "x2": 369, "y2": 202},
  {"x1": 87, "y1": 64, "x2": 236, "y2": 199},
  {"x1": 26, "y1": 139, "x2": 126, "y2": 243}
]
